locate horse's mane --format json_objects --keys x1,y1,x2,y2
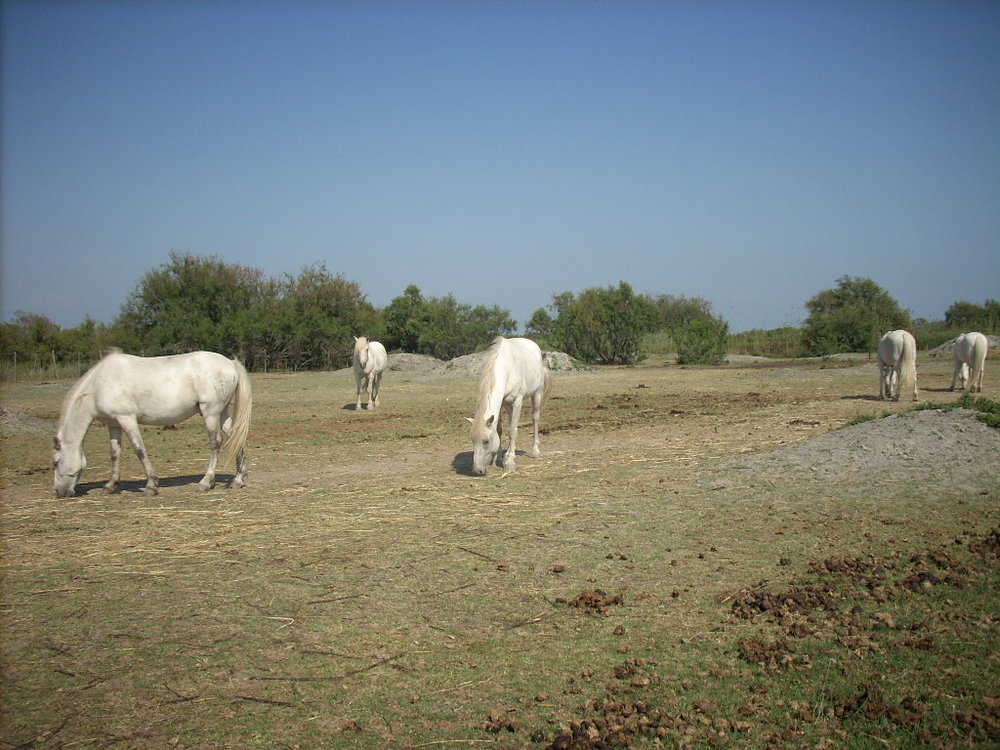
[
  {"x1": 57, "y1": 352, "x2": 111, "y2": 429},
  {"x1": 472, "y1": 337, "x2": 506, "y2": 429}
]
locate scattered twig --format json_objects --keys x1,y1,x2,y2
[
  {"x1": 249, "y1": 652, "x2": 405, "y2": 682},
  {"x1": 164, "y1": 684, "x2": 199, "y2": 704},
  {"x1": 506, "y1": 612, "x2": 549, "y2": 629},
  {"x1": 456, "y1": 546, "x2": 501, "y2": 564},
  {"x1": 233, "y1": 695, "x2": 296, "y2": 707},
  {"x1": 306, "y1": 594, "x2": 362, "y2": 605}
]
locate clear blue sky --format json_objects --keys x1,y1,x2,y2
[{"x1": 2, "y1": 0, "x2": 998, "y2": 333}]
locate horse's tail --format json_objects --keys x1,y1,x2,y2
[
  {"x1": 222, "y1": 358, "x2": 253, "y2": 466},
  {"x1": 901, "y1": 332, "x2": 918, "y2": 400},
  {"x1": 540, "y1": 354, "x2": 553, "y2": 408},
  {"x1": 972, "y1": 333, "x2": 988, "y2": 389}
]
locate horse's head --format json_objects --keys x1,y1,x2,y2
[
  {"x1": 354, "y1": 337, "x2": 369, "y2": 368},
  {"x1": 470, "y1": 414, "x2": 500, "y2": 476},
  {"x1": 53, "y1": 435, "x2": 85, "y2": 498}
]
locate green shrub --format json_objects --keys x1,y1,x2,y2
[
  {"x1": 675, "y1": 319, "x2": 729, "y2": 365},
  {"x1": 549, "y1": 282, "x2": 654, "y2": 365}
]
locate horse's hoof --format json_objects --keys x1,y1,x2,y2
[
  {"x1": 103, "y1": 483, "x2": 121, "y2": 495},
  {"x1": 229, "y1": 478, "x2": 246, "y2": 490},
  {"x1": 197, "y1": 482, "x2": 213, "y2": 492},
  {"x1": 143, "y1": 487, "x2": 159, "y2": 497}
]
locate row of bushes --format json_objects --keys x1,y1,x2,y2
[{"x1": 2, "y1": 257, "x2": 997, "y2": 377}]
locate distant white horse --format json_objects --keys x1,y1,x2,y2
[
  {"x1": 950, "y1": 332, "x2": 988, "y2": 393},
  {"x1": 468, "y1": 336, "x2": 551, "y2": 476},
  {"x1": 53, "y1": 349, "x2": 252, "y2": 498},
  {"x1": 353, "y1": 337, "x2": 388, "y2": 410},
  {"x1": 877, "y1": 329, "x2": 919, "y2": 401}
]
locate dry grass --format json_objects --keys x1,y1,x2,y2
[{"x1": 2, "y1": 358, "x2": 998, "y2": 748}]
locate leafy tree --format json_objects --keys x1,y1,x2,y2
[
  {"x1": 280, "y1": 263, "x2": 383, "y2": 370},
  {"x1": 0, "y1": 311, "x2": 62, "y2": 368},
  {"x1": 801, "y1": 276, "x2": 911, "y2": 355},
  {"x1": 945, "y1": 299, "x2": 1000, "y2": 333},
  {"x1": 115, "y1": 252, "x2": 272, "y2": 356},
  {"x1": 525, "y1": 308, "x2": 555, "y2": 338},
  {"x1": 645, "y1": 294, "x2": 715, "y2": 331},
  {"x1": 384, "y1": 285, "x2": 426, "y2": 352},
  {"x1": 549, "y1": 282, "x2": 655, "y2": 365},
  {"x1": 383, "y1": 286, "x2": 515, "y2": 359}
]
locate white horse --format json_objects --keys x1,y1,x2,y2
[
  {"x1": 468, "y1": 336, "x2": 551, "y2": 476},
  {"x1": 950, "y1": 332, "x2": 988, "y2": 393},
  {"x1": 53, "y1": 349, "x2": 252, "y2": 498},
  {"x1": 352, "y1": 337, "x2": 388, "y2": 410},
  {"x1": 876, "y1": 329, "x2": 919, "y2": 401}
]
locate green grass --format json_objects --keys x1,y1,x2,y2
[{"x1": 914, "y1": 394, "x2": 1000, "y2": 429}]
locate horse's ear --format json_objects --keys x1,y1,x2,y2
[
  {"x1": 53, "y1": 436, "x2": 61, "y2": 450},
  {"x1": 464, "y1": 417, "x2": 474, "y2": 424}
]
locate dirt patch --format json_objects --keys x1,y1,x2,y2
[
  {"x1": 0, "y1": 406, "x2": 53, "y2": 436},
  {"x1": 720, "y1": 408, "x2": 1000, "y2": 490}
]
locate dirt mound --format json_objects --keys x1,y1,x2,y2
[
  {"x1": 722, "y1": 408, "x2": 1000, "y2": 490},
  {"x1": 422, "y1": 349, "x2": 579, "y2": 379},
  {"x1": 385, "y1": 353, "x2": 443, "y2": 372},
  {"x1": 0, "y1": 406, "x2": 52, "y2": 436},
  {"x1": 927, "y1": 334, "x2": 1000, "y2": 357}
]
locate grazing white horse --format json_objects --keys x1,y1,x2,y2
[
  {"x1": 950, "y1": 332, "x2": 988, "y2": 393},
  {"x1": 468, "y1": 336, "x2": 551, "y2": 476},
  {"x1": 53, "y1": 349, "x2": 252, "y2": 498},
  {"x1": 877, "y1": 329, "x2": 919, "y2": 401},
  {"x1": 352, "y1": 337, "x2": 388, "y2": 410}
]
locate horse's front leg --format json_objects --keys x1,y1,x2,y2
[
  {"x1": 370, "y1": 372, "x2": 381, "y2": 409},
  {"x1": 356, "y1": 374, "x2": 369, "y2": 410},
  {"x1": 105, "y1": 426, "x2": 123, "y2": 493},
  {"x1": 118, "y1": 417, "x2": 158, "y2": 496},
  {"x1": 502, "y1": 397, "x2": 523, "y2": 473},
  {"x1": 198, "y1": 412, "x2": 222, "y2": 492}
]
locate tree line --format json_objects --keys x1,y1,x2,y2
[{"x1": 1, "y1": 254, "x2": 997, "y2": 376}]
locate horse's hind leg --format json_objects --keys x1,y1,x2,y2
[
  {"x1": 218, "y1": 409, "x2": 248, "y2": 489},
  {"x1": 105, "y1": 426, "x2": 123, "y2": 493},
  {"x1": 529, "y1": 390, "x2": 543, "y2": 458},
  {"x1": 118, "y1": 417, "x2": 159, "y2": 496},
  {"x1": 230, "y1": 447, "x2": 248, "y2": 489},
  {"x1": 199, "y1": 411, "x2": 222, "y2": 492}
]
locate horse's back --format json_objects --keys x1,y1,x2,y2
[
  {"x1": 498, "y1": 337, "x2": 547, "y2": 395},
  {"x1": 957, "y1": 332, "x2": 988, "y2": 361},
  {"x1": 369, "y1": 340, "x2": 388, "y2": 372},
  {"x1": 92, "y1": 351, "x2": 240, "y2": 423}
]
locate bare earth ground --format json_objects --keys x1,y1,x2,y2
[{"x1": 1, "y1": 354, "x2": 998, "y2": 748}]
